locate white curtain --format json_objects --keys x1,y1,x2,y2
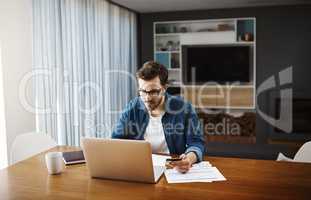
[{"x1": 32, "y1": 0, "x2": 137, "y2": 146}]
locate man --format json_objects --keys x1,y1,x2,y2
[{"x1": 112, "y1": 61, "x2": 205, "y2": 173}]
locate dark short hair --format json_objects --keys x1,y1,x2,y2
[{"x1": 136, "y1": 61, "x2": 168, "y2": 86}]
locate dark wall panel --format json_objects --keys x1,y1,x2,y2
[{"x1": 138, "y1": 5, "x2": 311, "y2": 159}]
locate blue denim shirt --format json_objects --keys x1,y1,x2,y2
[{"x1": 111, "y1": 93, "x2": 205, "y2": 162}]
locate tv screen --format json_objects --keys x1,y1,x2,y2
[{"x1": 182, "y1": 45, "x2": 251, "y2": 84}]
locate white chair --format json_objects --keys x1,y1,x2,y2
[
  {"x1": 10, "y1": 132, "x2": 57, "y2": 165},
  {"x1": 277, "y1": 141, "x2": 311, "y2": 163}
]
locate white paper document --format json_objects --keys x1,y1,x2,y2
[
  {"x1": 152, "y1": 154, "x2": 170, "y2": 167},
  {"x1": 164, "y1": 161, "x2": 226, "y2": 183}
]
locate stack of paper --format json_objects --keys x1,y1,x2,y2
[
  {"x1": 152, "y1": 154, "x2": 170, "y2": 167},
  {"x1": 164, "y1": 161, "x2": 226, "y2": 183}
]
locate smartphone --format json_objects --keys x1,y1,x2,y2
[
  {"x1": 62, "y1": 150, "x2": 85, "y2": 165},
  {"x1": 166, "y1": 158, "x2": 182, "y2": 162}
]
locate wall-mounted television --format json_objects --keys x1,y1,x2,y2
[{"x1": 182, "y1": 45, "x2": 251, "y2": 85}]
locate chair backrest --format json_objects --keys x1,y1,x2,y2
[
  {"x1": 10, "y1": 132, "x2": 57, "y2": 164},
  {"x1": 276, "y1": 152, "x2": 293, "y2": 162},
  {"x1": 293, "y1": 141, "x2": 311, "y2": 163}
]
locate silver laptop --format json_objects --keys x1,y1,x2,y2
[{"x1": 81, "y1": 138, "x2": 165, "y2": 183}]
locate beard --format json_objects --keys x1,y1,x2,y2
[{"x1": 144, "y1": 98, "x2": 162, "y2": 111}]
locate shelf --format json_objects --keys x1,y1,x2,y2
[
  {"x1": 182, "y1": 84, "x2": 254, "y2": 88},
  {"x1": 154, "y1": 52, "x2": 170, "y2": 68},
  {"x1": 154, "y1": 18, "x2": 237, "y2": 25},
  {"x1": 154, "y1": 18, "x2": 256, "y2": 109},
  {"x1": 180, "y1": 31, "x2": 236, "y2": 45},
  {"x1": 155, "y1": 19, "x2": 236, "y2": 35},
  {"x1": 155, "y1": 33, "x2": 180, "y2": 36},
  {"x1": 155, "y1": 51, "x2": 180, "y2": 53},
  {"x1": 155, "y1": 30, "x2": 235, "y2": 36},
  {"x1": 237, "y1": 19, "x2": 255, "y2": 42},
  {"x1": 235, "y1": 41, "x2": 255, "y2": 45}
]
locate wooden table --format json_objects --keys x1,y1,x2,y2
[{"x1": 1, "y1": 146, "x2": 311, "y2": 200}]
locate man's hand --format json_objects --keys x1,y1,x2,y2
[{"x1": 168, "y1": 152, "x2": 197, "y2": 173}]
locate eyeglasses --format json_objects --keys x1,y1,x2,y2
[{"x1": 138, "y1": 88, "x2": 163, "y2": 97}]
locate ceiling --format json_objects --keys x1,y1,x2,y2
[{"x1": 111, "y1": 0, "x2": 310, "y2": 13}]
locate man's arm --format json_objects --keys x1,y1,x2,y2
[
  {"x1": 170, "y1": 103, "x2": 205, "y2": 173},
  {"x1": 111, "y1": 101, "x2": 133, "y2": 139},
  {"x1": 111, "y1": 111, "x2": 128, "y2": 139},
  {"x1": 184, "y1": 103, "x2": 205, "y2": 162}
]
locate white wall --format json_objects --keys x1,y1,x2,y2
[
  {"x1": 0, "y1": 0, "x2": 35, "y2": 166},
  {"x1": 0, "y1": 45, "x2": 8, "y2": 169}
]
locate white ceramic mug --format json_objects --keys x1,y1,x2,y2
[{"x1": 45, "y1": 152, "x2": 64, "y2": 175}]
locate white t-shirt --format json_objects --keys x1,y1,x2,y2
[{"x1": 144, "y1": 112, "x2": 169, "y2": 154}]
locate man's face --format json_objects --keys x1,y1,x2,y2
[{"x1": 138, "y1": 76, "x2": 165, "y2": 111}]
